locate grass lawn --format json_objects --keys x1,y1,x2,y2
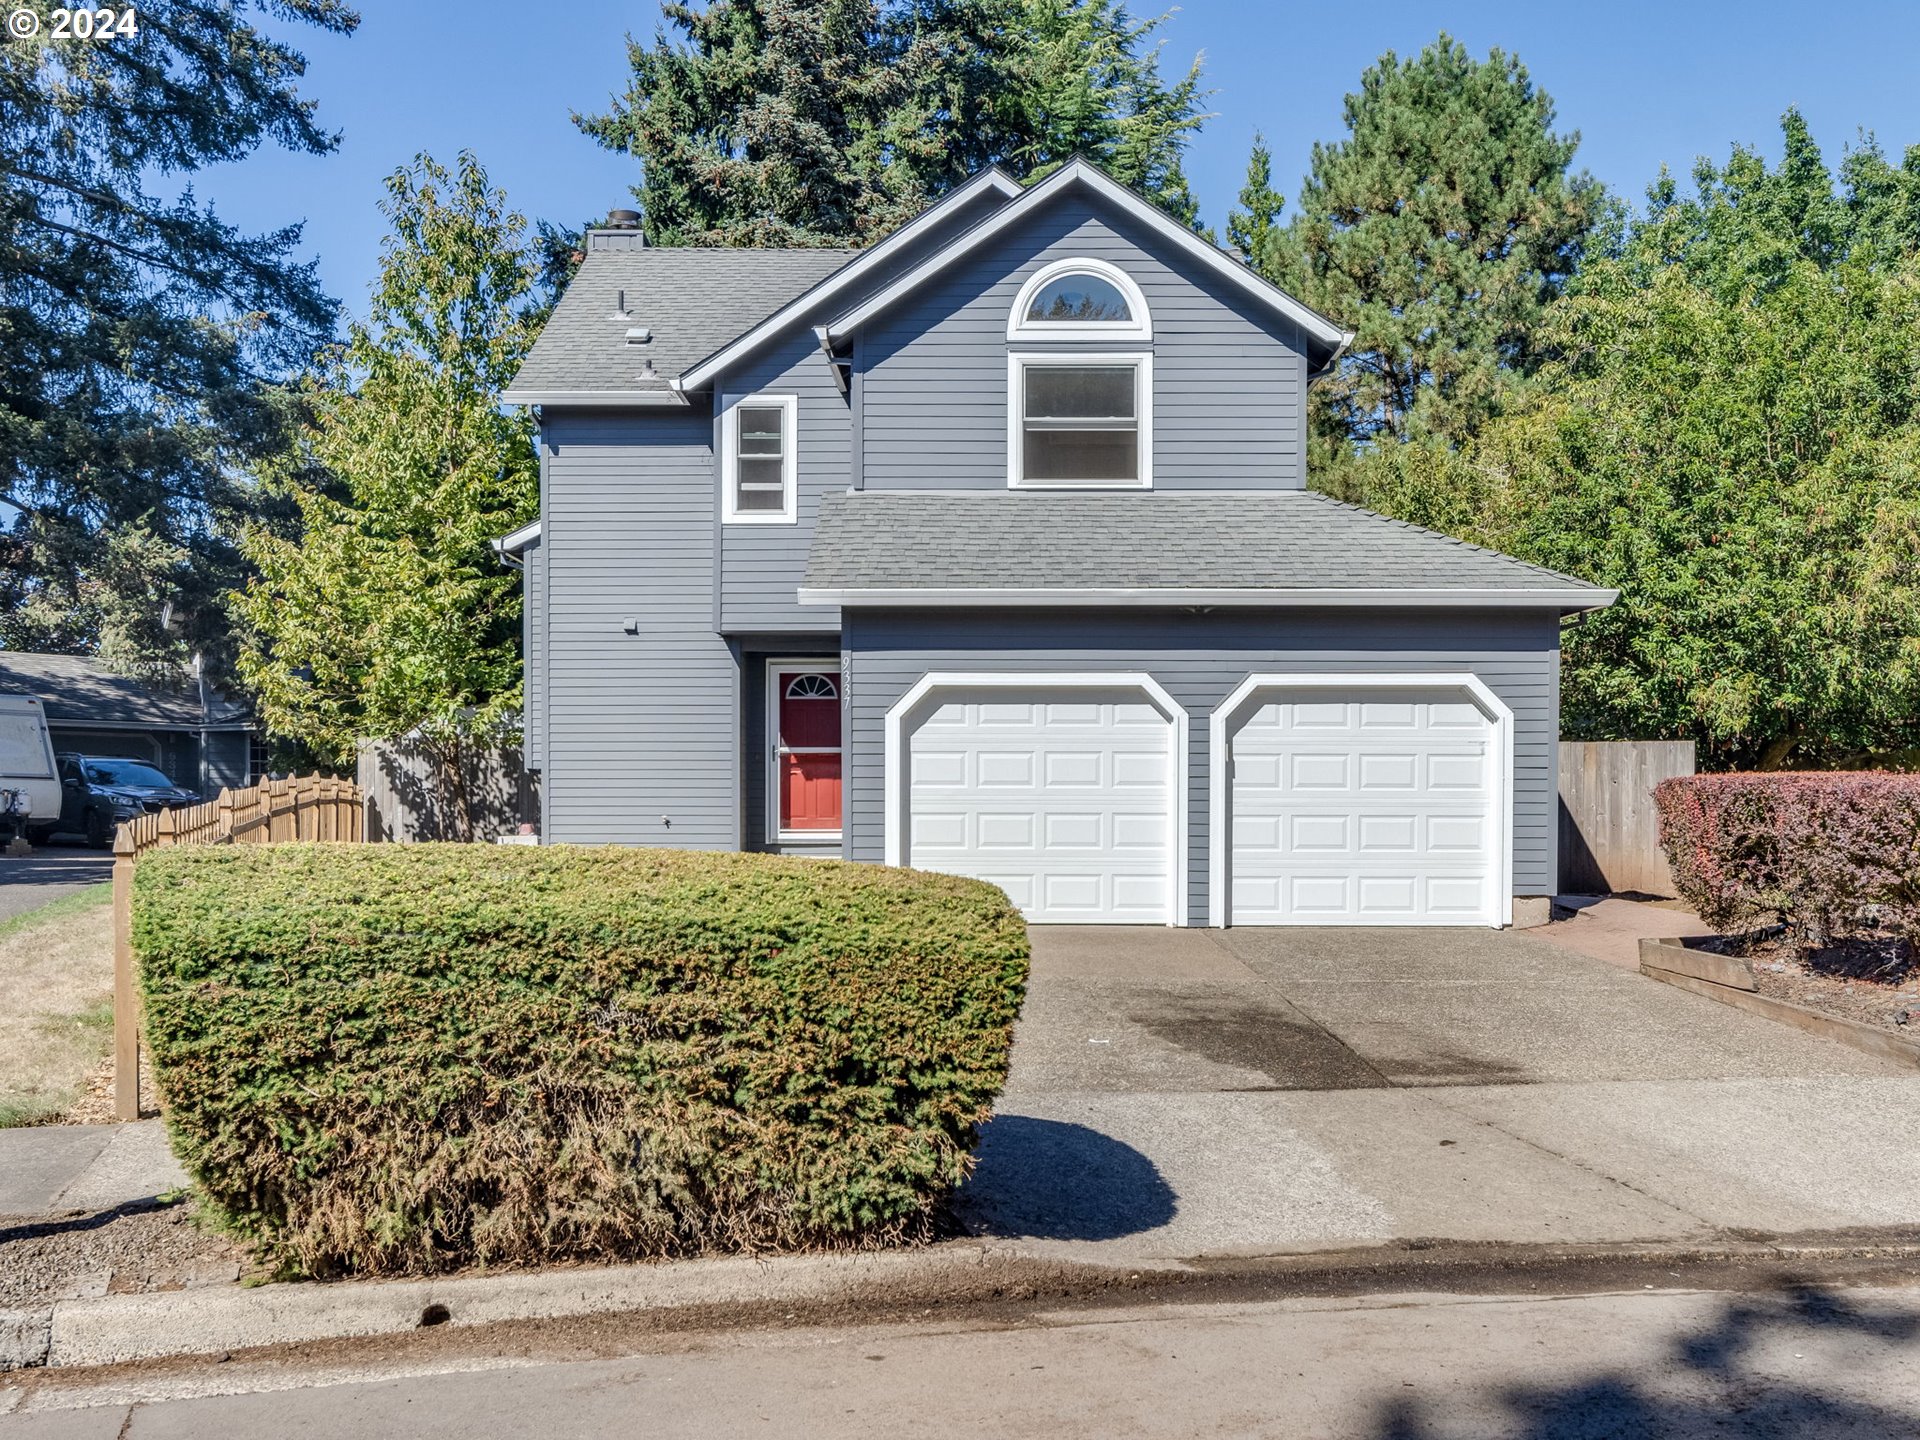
[{"x1": 0, "y1": 884, "x2": 115, "y2": 1127}]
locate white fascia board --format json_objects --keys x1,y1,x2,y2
[
  {"x1": 491, "y1": 519, "x2": 542, "y2": 556},
  {"x1": 674, "y1": 168, "x2": 1024, "y2": 394},
  {"x1": 797, "y1": 586, "x2": 1619, "y2": 611},
  {"x1": 824, "y1": 159, "x2": 1354, "y2": 352},
  {"x1": 499, "y1": 390, "x2": 688, "y2": 407}
]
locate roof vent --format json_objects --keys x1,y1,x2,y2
[
  {"x1": 606, "y1": 208, "x2": 641, "y2": 229},
  {"x1": 624, "y1": 326, "x2": 652, "y2": 346},
  {"x1": 610, "y1": 289, "x2": 629, "y2": 320}
]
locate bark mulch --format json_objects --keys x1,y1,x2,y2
[{"x1": 1698, "y1": 929, "x2": 1920, "y2": 1035}]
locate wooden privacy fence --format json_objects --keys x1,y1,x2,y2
[
  {"x1": 1558, "y1": 741, "x2": 1696, "y2": 897},
  {"x1": 357, "y1": 737, "x2": 538, "y2": 842},
  {"x1": 113, "y1": 776, "x2": 364, "y2": 1121}
]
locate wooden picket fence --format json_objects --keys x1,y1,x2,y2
[{"x1": 112, "y1": 776, "x2": 365, "y2": 1121}]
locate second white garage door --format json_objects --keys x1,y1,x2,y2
[
  {"x1": 902, "y1": 685, "x2": 1177, "y2": 924},
  {"x1": 1225, "y1": 684, "x2": 1503, "y2": 926}
]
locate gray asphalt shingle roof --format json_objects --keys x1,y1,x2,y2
[
  {"x1": 0, "y1": 652, "x2": 250, "y2": 727},
  {"x1": 506, "y1": 245, "x2": 859, "y2": 398},
  {"x1": 802, "y1": 490, "x2": 1610, "y2": 600}
]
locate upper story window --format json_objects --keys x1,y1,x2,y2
[
  {"x1": 1008, "y1": 352, "x2": 1152, "y2": 488},
  {"x1": 722, "y1": 393, "x2": 797, "y2": 524},
  {"x1": 1008, "y1": 257, "x2": 1152, "y2": 341}
]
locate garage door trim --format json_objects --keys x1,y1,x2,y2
[
  {"x1": 884, "y1": 672, "x2": 1190, "y2": 926},
  {"x1": 1207, "y1": 673, "x2": 1513, "y2": 928}
]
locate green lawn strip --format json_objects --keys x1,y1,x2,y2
[{"x1": 0, "y1": 882, "x2": 112, "y2": 941}]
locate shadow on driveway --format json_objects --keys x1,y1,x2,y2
[{"x1": 956, "y1": 1115, "x2": 1176, "y2": 1242}]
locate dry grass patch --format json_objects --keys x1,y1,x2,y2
[{"x1": 0, "y1": 885, "x2": 115, "y2": 1127}]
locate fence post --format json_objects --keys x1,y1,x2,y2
[{"x1": 111, "y1": 825, "x2": 139, "y2": 1122}]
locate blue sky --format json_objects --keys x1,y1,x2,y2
[{"x1": 194, "y1": 1, "x2": 1920, "y2": 318}]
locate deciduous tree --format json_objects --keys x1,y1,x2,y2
[
  {"x1": 236, "y1": 154, "x2": 541, "y2": 803},
  {"x1": 1369, "y1": 116, "x2": 1920, "y2": 769}
]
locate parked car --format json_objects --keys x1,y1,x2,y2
[{"x1": 48, "y1": 754, "x2": 202, "y2": 848}]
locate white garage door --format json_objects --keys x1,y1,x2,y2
[
  {"x1": 1228, "y1": 686, "x2": 1500, "y2": 925},
  {"x1": 904, "y1": 686, "x2": 1175, "y2": 923}
]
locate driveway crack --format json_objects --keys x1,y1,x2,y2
[{"x1": 1412, "y1": 1086, "x2": 1730, "y2": 1235}]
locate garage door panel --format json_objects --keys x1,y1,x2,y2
[
  {"x1": 911, "y1": 749, "x2": 968, "y2": 787},
  {"x1": 975, "y1": 751, "x2": 1035, "y2": 786},
  {"x1": 1291, "y1": 754, "x2": 1351, "y2": 789},
  {"x1": 905, "y1": 689, "x2": 1175, "y2": 924},
  {"x1": 1358, "y1": 753, "x2": 1418, "y2": 789},
  {"x1": 1357, "y1": 814, "x2": 1416, "y2": 851},
  {"x1": 1230, "y1": 687, "x2": 1499, "y2": 926},
  {"x1": 976, "y1": 812, "x2": 1037, "y2": 849}
]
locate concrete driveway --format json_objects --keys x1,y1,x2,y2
[{"x1": 955, "y1": 925, "x2": 1920, "y2": 1263}]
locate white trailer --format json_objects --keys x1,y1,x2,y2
[{"x1": 0, "y1": 694, "x2": 63, "y2": 843}]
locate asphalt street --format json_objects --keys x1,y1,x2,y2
[
  {"x1": 0, "y1": 846, "x2": 111, "y2": 924},
  {"x1": 6, "y1": 1280, "x2": 1919, "y2": 1437}
]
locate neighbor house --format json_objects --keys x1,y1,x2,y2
[
  {"x1": 499, "y1": 159, "x2": 1614, "y2": 927},
  {"x1": 0, "y1": 651, "x2": 255, "y2": 794}
]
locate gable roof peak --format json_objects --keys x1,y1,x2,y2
[{"x1": 817, "y1": 156, "x2": 1353, "y2": 361}]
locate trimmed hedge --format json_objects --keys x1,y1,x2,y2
[
  {"x1": 134, "y1": 844, "x2": 1028, "y2": 1277},
  {"x1": 1653, "y1": 773, "x2": 1920, "y2": 944}
]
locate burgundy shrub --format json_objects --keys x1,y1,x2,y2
[{"x1": 1653, "y1": 773, "x2": 1920, "y2": 944}]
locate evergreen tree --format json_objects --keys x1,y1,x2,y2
[
  {"x1": 1255, "y1": 34, "x2": 1603, "y2": 485},
  {"x1": 1225, "y1": 132, "x2": 1283, "y2": 266},
  {"x1": 575, "y1": 0, "x2": 891, "y2": 246},
  {"x1": 577, "y1": 0, "x2": 1208, "y2": 245},
  {"x1": 236, "y1": 154, "x2": 541, "y2": 798},
  {"x1": 0, "y1": 1, "x2": 357, "y2": 685}
]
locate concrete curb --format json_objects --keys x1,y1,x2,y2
[
  {"x1": 16, "y1": 1242, "x2": 1145, "y2": 1372},
  {"x1": 14, "y1": 1230, "x2": 1920, "y2": 1374}
]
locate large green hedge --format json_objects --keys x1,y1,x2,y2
[{"x1": 134, "y1": 844, "x2": 1028, "y2": 1277}]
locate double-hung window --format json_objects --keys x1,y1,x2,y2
[
  {"x1": 723, "y1": 394, "x2": 797, "y2": 523},
  {"x1": 1009, "y1": 353, "x2": 1152, "y2": 488}
]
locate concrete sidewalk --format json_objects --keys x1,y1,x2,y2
[
  {"x1": 1532, "y1": 894, "x2": 1715, "y2": 971},
  {"x1": 0, "y1": 1124, "x2": 186, "y2": 1220}
]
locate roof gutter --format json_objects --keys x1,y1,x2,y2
[
  {"x1": 500, "y1": 389, "x2": 689, "y2": 408},
  {"x1": 797, "y1": 585, "x2": 1618, "y2": 613},
  {"x1": 1307, "y1": 328, "x2": 1358, "y2": 383}
]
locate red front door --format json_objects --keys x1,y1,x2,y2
[{"x1": 776, "y1": 669, "x2": 842, "y2": 833}]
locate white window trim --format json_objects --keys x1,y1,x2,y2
[
  {"x1": 722, "y1": 394, "x2": 798, "y2": 525},
  {"x1": 1207, "y1": 673, "x2": 1515, "y2": 930},
  {"x1": 1007, "y1": 256, "x2": 1152, "y2": 341},
  {"x1": 766, "y1": 657, "x2": 843, "y2": 845},
  {"x1": 1007, "y1": 351, "x2": 1153, "y2": 490},
  {"x1": 883, "y1": 671, "x2": 1189, "y2": 927}
]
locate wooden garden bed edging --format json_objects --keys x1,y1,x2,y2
[{"x1": 1638, "y1": 936, "x2": 1920, "y2": 1070}]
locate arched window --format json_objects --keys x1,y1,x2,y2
[
  {"x1": 1024, "y1": 273, "x2": 1132, "y2": 324},
  {"x1": 1008, "y1": 258, "x2": 1152, "y2": 341},
  {"x1": 784, "y1": 673, "x2": 838, "y2": 700}
]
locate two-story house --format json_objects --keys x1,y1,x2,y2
[{"x1": 499, "y1": 158, "x2": 1614, "y2": 928}]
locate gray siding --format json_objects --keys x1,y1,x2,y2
[
  {"x1": 860, "y1": 194, "x2": 1310, "y2": 491},
  {"x1": 521, "y1": 530, "x2": 546, "y2": 772},
  {"x1": 542, "y1": 409, "x2": 739, "y2": 846},
  {"x1": 717, "y1": 331, "x2": 849, "y2": 633},
  {"x1": 842, "y1": 608, "x2": 1562, "y2": 925}
]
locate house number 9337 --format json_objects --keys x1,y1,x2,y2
[{"x1": 8, "y1": 7, "x2": 139, "y2": 40}]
